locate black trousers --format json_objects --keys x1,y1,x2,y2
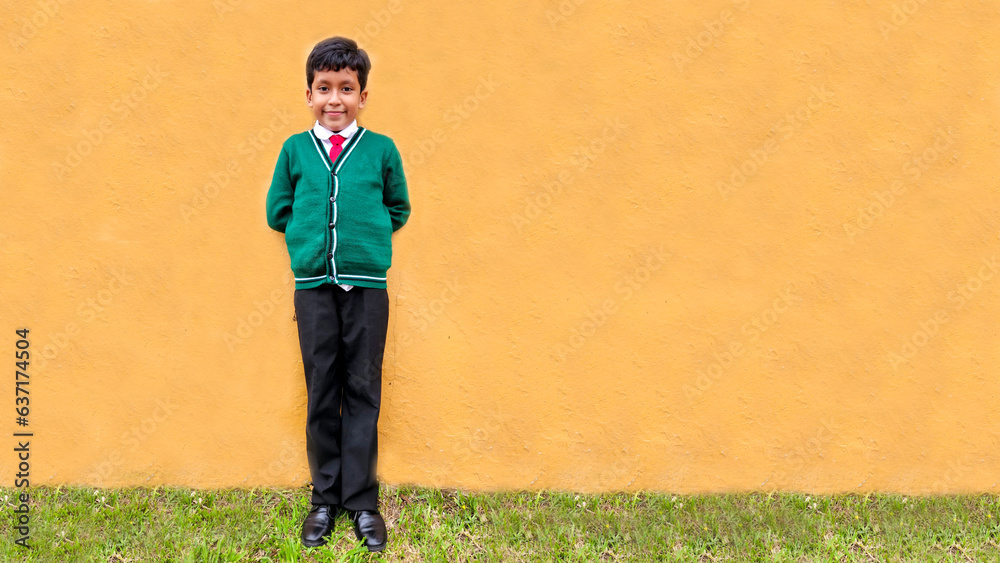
[{"x1": 293, "y1": 284, "x2": 388, "y2": 511}]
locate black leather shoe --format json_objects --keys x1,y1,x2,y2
[
  {"x1": 349, "y1": 510, "x2": 387, "y2": 552},
  {"x1": 301, "y1": 504, "x2": 339, "y2": 547}
]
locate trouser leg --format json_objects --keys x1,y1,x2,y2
[
  {"x1": 294, "y1": 285, "x2": 343, "y2": 506},
  {"x1": 336, "y1": 286, "x2": 389, "y2": 511}
]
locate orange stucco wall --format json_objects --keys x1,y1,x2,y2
[{"x1": 2, "y1": 0, "x2": 999, "y2": 494}]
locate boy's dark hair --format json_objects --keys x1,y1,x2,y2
[{"x1": 306, "y1": 37, "x2": 371, "y2": 92}]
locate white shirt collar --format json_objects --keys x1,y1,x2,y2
[{"x1": 313, "y1": 119, "x2": 358, "y2": 141}]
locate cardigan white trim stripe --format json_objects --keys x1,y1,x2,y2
[
  {"x1": 309, "y1": 134, "x2": 331, "y2": 172},
  {"x1": 335, "y1": 129, "x2": 366, "y2": 174}
]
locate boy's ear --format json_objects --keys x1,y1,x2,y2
[
  {"x1": 359, "y1": 90, "x2": 367, "y2": 108},
  {"x1": 305, "y1": 87, "x2": 314, "y2": 107}
]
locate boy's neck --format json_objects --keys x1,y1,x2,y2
[{"x1": 314, "y1": 120, "x2": 358, "y2": 138}]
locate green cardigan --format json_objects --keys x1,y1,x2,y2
[{"x1": 266, "y1": 128, "x2": 410, "y2": 289}]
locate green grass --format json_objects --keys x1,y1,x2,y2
[{"x1": 0, "y1": 486, "x2": 997, "y2": 561}]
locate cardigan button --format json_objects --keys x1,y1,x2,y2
[
  {"x1": 327, "y1": 253, "x2": 333, "y2": 259},
  {"x1": 330, "y1": 197, "x2": 335, "y2": 202}
]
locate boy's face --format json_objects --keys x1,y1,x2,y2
[{"x1": 306, "y1": 67, "x2": 367, "y2": 133}]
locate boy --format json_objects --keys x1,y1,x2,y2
[{"x1": 265, "y1": 36, "x2": 410, "y2": 552}]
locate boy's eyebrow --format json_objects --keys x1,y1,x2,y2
[{"x1": 314, "y1": 77, "x2": 358, "y2": 86}]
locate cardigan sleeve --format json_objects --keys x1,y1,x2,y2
[
  {"x1": 383, "y1": 141, "x2": 411, "y2": 232},
  {"x1": 265, "y1": 144, "x2": 294, "y2": 233}
]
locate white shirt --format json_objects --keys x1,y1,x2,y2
[{"x1": 312, "y1": 120, "x2": 360, "y2": 292}]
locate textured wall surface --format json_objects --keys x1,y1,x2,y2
[{"x1": 2, "y1": 0, "x2": 999, "y2": 493}]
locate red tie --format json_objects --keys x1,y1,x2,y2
[{"x1": 329, "y1": 134, "x2": 345, "y2": 162}]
